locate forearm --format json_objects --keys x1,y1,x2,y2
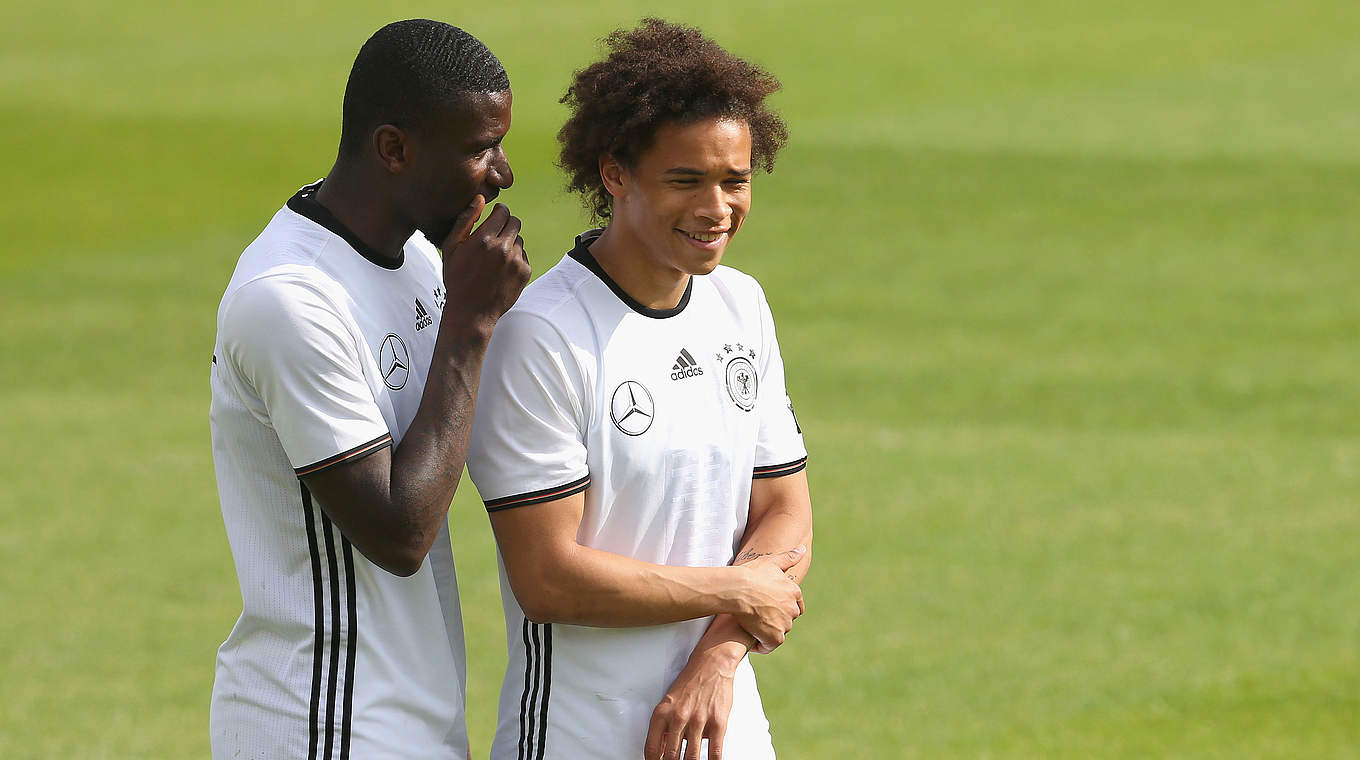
[
  {"x1": 733, "y1": 509, "x2": 814, "y2": 583},
  {"x1": 385, "y1": 323, "x2": 492, "y2": 543},
  {"x1": 305, "y1": 321, "x2": 493, "y2": 576},
  {"x1": 512, "y1": 541, "x2": 750, "y2": 627},
  {"x1": 695, "y1": 475, "x2": 815, "y2": 659}
]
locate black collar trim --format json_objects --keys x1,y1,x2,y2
[
  {"x1": 567, "y1": 229, "x2": 692, "y2": 319},
  {"x1": 286, "y1": 181, "x2": 404, "y2": 270}
]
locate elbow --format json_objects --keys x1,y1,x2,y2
[
  {"x1": 364, "y1": 541, "x2": 429, "y2": 578},
  {"x1": 381, "y1": 556, "x2": 424, "y2": 578},
  {"x1": 515, "y1": 583, "x2": 567, "y2": 624},
  {"x1": 509, "y1": 568, "x2": 574, "y2": 624}
]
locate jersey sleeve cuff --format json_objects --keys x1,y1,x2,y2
[
  {"x1": 294, "y1": 433, "x2": 393, "y2": 477},
  {"x1": 752, "y1": 456, "x2": 807, "y2": 480},
  {"x1": 484, "y1": 475, "x2": 591, "y2": 512}
]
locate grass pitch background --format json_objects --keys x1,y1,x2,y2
[{"x1": 2, "y1": 1, "x2": 1358, "y2": 757}]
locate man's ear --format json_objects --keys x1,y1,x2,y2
[
  {"x1": 599, "y1": 154, "x2": 628, "y2": 199},
  {"x1": 373, "y1": 124, "x2": 411, "y2": 173}
]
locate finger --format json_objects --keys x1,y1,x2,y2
[
  {"x1": 776, "y1": 545, "x2": 806, "y2": 572},
  {"x1": 645, "y1": 711, "x2": 667, "y2": 760},
  {"x1": 500, "y1": 211, "x2": 522, "y2": 243},
  {"x1": 444, "y1": 194, "x2": 486, "y2": 247},
  {"x1": 515, "y1": 235, "x2": 527, "y2": 263},
  {"x1": 475, "y1": 202, "x2": 511, "y2": 237},
  {"x1": 663, "y1": 726, "x2": 684, "y2": 760},
  {"x1": 706, "y1": 723, "x2": 728, "y2": 760},
  {"x1": 755, "y1": 629, "x2": 784, "y2": 650},
  {"x1": 683, "y1": 729, "x2": 703, "y2": 760}
]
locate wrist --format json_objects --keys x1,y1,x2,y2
[
  {"x1": 433, "y1": 315, "x2": 494, "y2": 352},
  {"x1": 716, "y1": 565, "x2": 754, "y2": 617},
  {"x1": 690, "y1": 638, "x2": 748, "y2": 672}
]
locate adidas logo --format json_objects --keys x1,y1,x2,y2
[
  {"x1": 670, "y1": 348, "x2": 705, "y2": 380},
  {"x1": 414, "y1": 298, "x2": 433, "y2": 331}
]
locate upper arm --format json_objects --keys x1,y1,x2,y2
[
  {"x1": 748, "y1": 469, "x2": 812, "y2": 530},
  {"x1": 222, "y1": 277, "x2": 390, "y2": 474},
  {"x1": 487, "y1": 490, "x2": 587, "y2": 612},
  {"x1": 751, "y1": 284, "x2": 808, "y2": 483},
  {"x1": 467, "y1": 311, "x2": 594, "y2": 607},
  {"x1": 223, "y1": 278, "x2": 420, "y2": 573},
  {"x1": 467, "y1": 311, "x2": 591, "y2": 516}
]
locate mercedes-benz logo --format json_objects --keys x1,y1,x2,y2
[
  {"x1": 610, "y1": 380, "x2": 654, "y2": 436},
  {"x1": 378, "y1": 333, "x2": 409, "y2": 390}
]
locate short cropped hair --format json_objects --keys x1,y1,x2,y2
[
  {"x1": 339, "y1": 19, "x2": 509, "y2": 157},
  {"x1": 558, "y1": 18, "x2": 789, "y2": 221}
]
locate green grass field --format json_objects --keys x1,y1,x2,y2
[{"x1": 3, "y1": 1, "x2": 1358, "y2": 757}]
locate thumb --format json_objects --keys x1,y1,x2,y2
[
  {"x1": 776, "y1": 545, "x2": 807, "y2": 572},
  {"x1": 441, "y1": 194, "x2": 486, "y2": 250}
]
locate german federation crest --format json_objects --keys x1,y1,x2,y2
[{"x1": 724, "y1": 355, "x2": 758, "y2": 411}]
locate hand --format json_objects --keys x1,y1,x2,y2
[
  {"x1": 730, "y1": 546, "x2": 804, "y2": 652},
  {"x1": 644, "y1": 651, "x2": 737, "y2": 760},
  {"x1": 438, "y1": 196, "x2": 531, "y2": 331}
]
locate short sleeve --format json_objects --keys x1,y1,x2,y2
[
  {"x1": 752, "y1": 287, "x2": 808, "y2": 479},
  {"x1": 467, "y1": 311, "x2": 591, "y2": 511},
  {"x1": 220, "y1": 276, "x2": 391, "y2": 476}
]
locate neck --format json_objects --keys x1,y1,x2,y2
[
  {"x1": 589, "y1": 224, "x2": 691, "y2": 310},
  {"x1": 315, "y1": 161, "x2": 413, "y2": 262}
]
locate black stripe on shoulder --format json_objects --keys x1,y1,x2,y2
[
  {"x1": 752, "y1": 456, "x2": 808, "y2": 480},
  {"x1": 295, "y1": 434, "x2": 392, "y2": 477},
  {"x1": 485, "y1": 476, "x2": 590, "y2": 512}
]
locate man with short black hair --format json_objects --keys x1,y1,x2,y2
[{"x1": 208, "y1": 19, "x2": 529, "y2": 759}]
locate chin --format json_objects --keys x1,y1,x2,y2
[{"x1": 691, "y1": 255, "x2": 724, "y2": 275}]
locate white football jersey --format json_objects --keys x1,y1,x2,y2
[
  {"x1": 209, "y1": 182, "x2": 469, "y2": 760},
  {"x1": 468, "y1": 230, "x2": 807, "y2": 760}
]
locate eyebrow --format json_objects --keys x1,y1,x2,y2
[{"x1": 663, "y1": 167, "x2": 753, "y2": 177}]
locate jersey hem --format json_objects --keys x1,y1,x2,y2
[
  {"x1": 752, "y1": 456, "x2": 807, "y2": 480},
  {"x1": 485, "y1": 475, "x2": 591, "y2": 512},
  {"x1": 294, "y1": 433, "x2": 393, "y2": 477}
]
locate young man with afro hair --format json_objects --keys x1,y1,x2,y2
[{"x1": 468, "y1": 19, "x2": 813, "y2": 760}]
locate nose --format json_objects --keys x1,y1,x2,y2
[
  {"x1": 694, "y1": 182, "x2": 730, "y2": 224},
  {"x1": 488, "y1": 146, "x2": 514, "y2": 190}
]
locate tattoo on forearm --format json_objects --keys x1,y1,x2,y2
[{"x1": 735, "y1": 549, "x2": 771, "y2": 564}]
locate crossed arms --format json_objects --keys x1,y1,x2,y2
[{"x1": 489, "y1": 468, "x2": 813, "y2": 760}]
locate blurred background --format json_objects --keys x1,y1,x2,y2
[{"x1": 1, "y1": 1, "x2": 1357, "y2": 757}]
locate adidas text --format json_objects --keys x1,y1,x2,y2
[{"x1": 671, "y1": 365, "x2": 704, "y2": 380}]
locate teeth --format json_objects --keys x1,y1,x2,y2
[{"x1": 686, "y1": 232, "x2": 722, "y2": 242}]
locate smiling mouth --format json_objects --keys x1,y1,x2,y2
[{"x1": 680, "y1": 230, "x2": 726, "y2": 243}]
